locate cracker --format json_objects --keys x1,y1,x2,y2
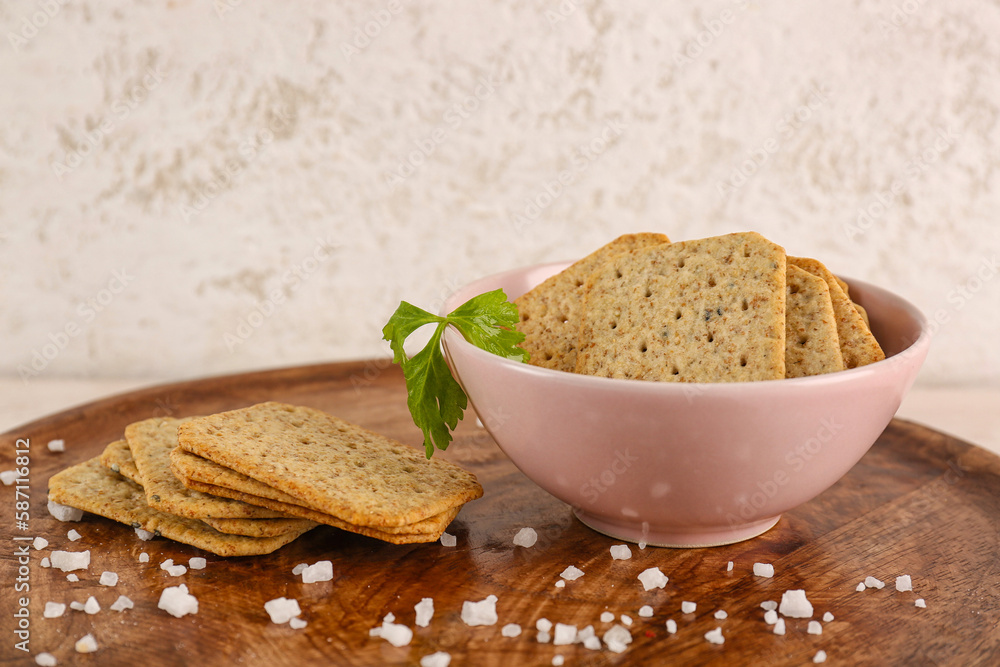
[
  {"x1": 47, "y1": 457, "x2": 312, "y2": 557},
  {"x1": 788, "y1": 256, "x2": 885, "y2": 369},
  {"x1": 100, "y1": 439, "x2": 139, "y2": 481},
  {"x1": 575, "y1": 231, "x2": 787, "y2": 382},
  {"x1": 182, "y1": 478, "x2": 459, "y2": 545},
  {"x1": 170, "y1": 448, "x2": 452, "y2": 536},
  {"x1": 514, "y1": 233, "x2": 670, "y2": 372},
  {"x1": 784, "y1": 265, "x2": 845, "y2": 377},
  {"x1": 176, "y1": 402, "x2": 483, "y2": 528},
  {"x1": 200, "y1": 516, "x2": 317, "y2": 538},
  {"x1": 125, "y1": 417, "x2": 288, "y2": 520}
]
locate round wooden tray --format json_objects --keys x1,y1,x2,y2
[{"x1": 1, "y1": 360, "x2": 998, "y2": 666}]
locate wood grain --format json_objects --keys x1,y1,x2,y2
[{"x1": 1, "y1": 360, "x2": 998, "y2": 666}]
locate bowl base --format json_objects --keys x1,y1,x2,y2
[{"x1": 573, "y1": 511, "x2": 781, "y2": 548}]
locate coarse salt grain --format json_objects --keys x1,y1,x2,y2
[
  {"x1": 139, "y1": 553, "x2": 149, "y2": 563},
  {"x1": 864, "y1": 576, "x2": 885, "y2": 589},
  {"x1": 40, "y1": 558, "x2": 50, "y2": 568},
  {"x1": 560, "y1": 565, "x2": 584, "y2": 581},
  {"x1": 764, "y1": 609, "x2": 778, "y2": 625},
  {"x1": 264, "y1": 597, "x2": 301, "y2": 624},
  {"x1": 75, "y1": 634, "x2": 98, "y2": 653},
  {"x1": 66, "y1": 574, "x2": 78, "y2": 582},
  {"x1": 415, "y1": 598, "x2": 434, "y2": 627},
  {"x1": 638, "y1": 541, "x2": 647, "y2": 550},
  {"x1": 0, "y1": 470, "x2": 20, "y2": 486},
  {"x1": 773, "y1": 618, "x2": 786, "y2": 635},
  {"x1": 513, "y1": 527, "x2": 538, "y2": 548},
  {"x1": 552, "y1": 656, "x2": 564, "y2": 666},
  {"x1": 189, "y1": 557, "x2": 206, "y2": 570},
  {"x1": 610, "y1": 545, "x2": 632, "y2": 560},
  {"x1": 501, "y1": 623, "x2": 522, "y2": 637},
  {"x1": 753, "y1": 562, "x2": 775, "y2": 578},
  {"x1": 292, "y1": 563, "x2": 307, "y2": 575},
  {"x1": 915, "y1": 598, "x2": 926, "y2": 608},
  {"x1": 536, "y1": 631, "x2": 551, "y2": 644},
  {"x1": 895, "y1": 574, "x2": 913, "y2": 592},
  {"x1": 665, "y1": 619, "x2": 677, "y2": 634},
  {"x1": 48, "y1": 439, "x2": 65, "y2": 452},
  {"x1": 420, "y1": 652, "x2": 451, "y2": 667},
  {"x1": 761, "y1": 600, "x2": 777, "y2": 611},
  {"x1": 99, "y1": 571, "x2": 118, "y2": 587},
  {"x1": 602, "y1": 624, "x2": 632, "y2": 654},
  {"x1": 638, "y1": 605, "x2": 653, "y2": 618},
  {"x1": 301, "y1": 561, "x2": 333, "y2": 584},
  {"x1": 48, "y1": 500, "x2": 83, "y2": 522},
  {"x1": 536, "y1": 618, "x2": 553, "y2": 632},
  {"x1": 461, "y1": 595, "x2": 498, "y2": 627},
  {"x1": 620, "y1": 614, "x2": 633, "y2": 626},
  {"x1": 372, "y1": 615, "x2": 413, "y2": 647},
  {"x1": 705, "y1": 627, "x2": 725, "y2": 645},
  {"x1": 727, "y1": 561, "x2": 734, "y2": 571},
  {"x1": 158, "y1": 584, "x2": 198, "y2": 618},
  {"x1": 43, "y1": 602, "x2": 66, "y2": 618},
  {"x1": 855, "y1": 582, "x2": 866, "y2": 592},
  {"x1": 600, "y1": 611, "x2": 615, "y2": 623},
  {"x1": 440, "y1": 532, "x2": 457, "y2": 547},
  {"x1": 553, "y1": 623, "x2": 577, "y2": 645},
  {"x1": 814, "y1": 650, "x2": 828, "y2": 663},
  {"x1": 637, "y1": 567, "x2": 668, "y2": 591},
  {"x1": 33, "y1": 537, "x2": 49, "y2": 550},
  {"x1": 134, "y1": 527, "x2": 155, "y2": 541},
  {"x1": 823, "y1": 611, "x2": 834, "y2": 622},
  {"x1": 67, "y1": 529, "x2": 82, "y2": 541},
  {"x1": 807, "y1": 620, "x2": 823, "y2": 635},
  {"x1": 110, "y1": 595, "x2": 134, "y2": 612},
  {"x1": 50, "y1": 550, "x2": 90, "y2": 572},
  {"x1": 289, "y1": 617, "x2": 307, "y2": 629},
  {"x1": 681, "y1": 601, "x2": 696, "y2": 614},
  {"x1": 166, "y1": 565, "x2": 187, "y2": 577},
  {"x1": 69, "y1": 602, "x2": 84, "y2": 611},
  {"x1": 35, "y1": 652, "x2": 57, "y2": 666},
  {"x1": 714, "y1": 610, "x2": 728, "y2": 620},
  {"x1": 778, "y1": 590, "x2": 813, "y2": 618}
]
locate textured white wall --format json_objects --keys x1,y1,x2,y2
[{"x1": 1, "y1": 0, "x2": 998, "y2": 386}]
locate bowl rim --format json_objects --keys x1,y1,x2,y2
[{"x1": 441, "y1": 260, "x2": 931, "y2": 393}]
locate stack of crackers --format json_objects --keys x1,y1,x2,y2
[
  {"x1": 515, "y1": 231, "x2": 884, "y2": 382},
  {"x1": 48, "y1": 402, "x2": 483, "y2": 557}
]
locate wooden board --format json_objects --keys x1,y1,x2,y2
[{"x1": 1, "y1": 360, "x2": 999, "y2": 666}]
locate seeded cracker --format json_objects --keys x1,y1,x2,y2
[
  {"x1": 784, "y1": 265, "x2": 845, "y2": 377},
  {"x1": 176, "y1": 402, "x2": 483, "y2": 528},
  {"x1": 575, "y1": 231, "x2": 787, "y2": 382},
  {"x1": 789, "y1": 256, "x2": 885, "y2": 369},
  {"x1": 47, "y1": 458, "x2": 312, "y2": 557},
  {"x1": 514, "y1": 233, "x2": 670, "y2": 372},
  {"x1": 125, "y1": 417, "x2": 287, "y2": 520},
  {"x1": 170, "y1": 448, "x2": 453, "y2": 537}
]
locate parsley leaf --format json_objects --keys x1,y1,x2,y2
[{"x1": 382, "y1": 288, "x2": 528, "y2": 458}]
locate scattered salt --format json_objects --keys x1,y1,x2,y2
[
  {"x1": 600, "y1": 611, "x2": 615, "y2": 623},
  {"x1": 864, "y1": 576, "x2": 885, "y2": 589},
  {"x1": 74, "y1": 634, "x2": 98, "y2": 653},
  {"x1": 536, "y1": 618, "x2": 553, "y2": 632},
  {"x1": 501, "y1": 623, "x2": 522, "y2": 637},
  {"x1": 610, "y1": 544, "x2": 632, "y2": 560},
  {"x1": 915, "y1": 598, "x2": 926, "y2": 608},
  {"x1": 779, "y1": 589, "x2": 814, "y2": 618},
  {"x1": 638, "y1": 606, "x2": 653, "y2": 618},
  {"x1": 440, "y1": 532, "x2": 457, "y2": 547},
  {"x1": 553, "y1": 623, "x2": 577, "y2": 645},
  {"x1": 69, "y1": 602, "x2": 84, "y2": 611},
  {"x1": 774, "y1": 618, "x2": 786, "y2": 635},
  {"x1": 82, "y1": 596, "x2": 100, "y2": 614},
  {"x1": 301, "y1": 561, "x2": 333, "y2": 584},
  {"x1": 814, "y1": 650, "x2": 828, "y2": 663},
  {"x1": 823, "y1": 611, "x2": 834, "y2": 622},
  {"x1": 289, "y1": 617, "x2": 307, "y2": 629},
  {"x1": 0, "y1": 470, "x2": 19, "y2": 485},
  {"x1": 43, "y1": 602, "x2": 66, "y2": 618},
  {"x1": 807, "y1": 620, "x2": 823, "y2": 635},
  {"x1": 48, "y1": 500, "x2": 83, "y2": 522},
  {"x1": 513, "y1": 527, "x2": 538, "y2": 548},
  {"x1": 110, "y1": 595, "x2": 134, "y2": 612},
  {"x1": 166, "y1": 565, "x2": 187, "y2": 577},
  {"x1": 536, "y1": 631, "x2": 551, "y2": 644},
  {"x1": 99, "y1": 571, "x2": 118, "y2": 587},
  {"x1": 67, "y1": 529, "x2": 82, "y2": 541},
  {"x1": 714, "y1": 610, "x2": 728, "y2": 620},
  {"x1": 560, "y1": 565, "x2": 584, "y2": 581},
  {"x1": 753, "y1": 562, "x2": 775, "y2": 578},
  {"x1": 764, "y1": 609, "x2": 778, "y2": 625},
  {"x1": 189, "y1": 557, "x2": 207, "y2": 570},
  {"x1": 138, "y1": 553, "x2": 149, "y2": 563},
  {"x1": 761, "y1": 600, "x2": 777, "y2": 611},
  {"x1": 134, "y1": 527, "x2": 155, "y2": 541},
  {"x1": 35, "y1": 653, "x2": 57, "y2": 666},
  {"x1": 727, "y1": 561, "x2": 734, "y2": 572},
  {"x1": 50, "y1": 550, "x2": 90, "y2": 572},
  {"x1": 855, "y1": 582, "x2": 866, "y2": 592},
  {"x1": 638, "y1": 541, "x2": 647, "y2": 550},
  {"x1": 48, "y1": 439, "x2": 65, "y2": 452},
  {"x1": 461, "y1": 595, "x2": 498, "y2": 627},
  {"x1": 292, "y1": 563, "x2": 307, "y2": 575},
  {"x1": 415, "y1": 598, "x2": 434, "y2": 627},
  {"x1": 158, "y1": 584, "x2": 199, "y2": 618},
  {"x1": 66, "y1": 574, "x2": 79, "y2": 582},
  {"x1": 895, "y1": 574, "x2": 913, "y2": 592},
  {"x1": 665, "y1": 619, "x2": 677, "y2": 634},
  {"x1": 374, "y1": 616, "x2": 413, "y2": 647},
  {"x1": 704, "y1": 627, "x2": 725, "y2": 645},
  {"x1": 620, "y1": 614, "x2": 633, "y2": 626},
  {"x1": 552, "y1": 656, "x2": 564, "y2": 666},
  {"x1": 681, "y1": 601, "x2": 696, "y2": 614},
  {"x1": 637, "y1": 567, "x2": 668, "y2": 591},
  {"x1": 576, "y1": 625, "x2": 597, "y2": 647},
  {"x1": 33, "y1": 537, "x2": 48, "y2": 550},
  {"x1": 264, "y1": 597, "x2": 301, "y2": 624},
  {"x1": 602, "y1": 624, "x2": 632, "y2": 653},
  {"x1": 40, "y1": 558, "x2": 50, "y2": 568},
  {"x1": 555, "y1": 580, "x2": 565, "y2": 588},
  {"x1": 420, "y1": 652, "x2": 451, "y2": 667}
]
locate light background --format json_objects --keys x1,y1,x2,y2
[{"x1": 1, "y1": 0, "x2": 999, "y2": 390}]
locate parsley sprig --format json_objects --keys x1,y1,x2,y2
[{"x1": 382, "y1": 289, "x2": 528, "y2": 458}]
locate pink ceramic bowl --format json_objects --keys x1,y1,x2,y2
[{"x1": 441, "y1": 261, "x2": 931, "y2": 547}]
